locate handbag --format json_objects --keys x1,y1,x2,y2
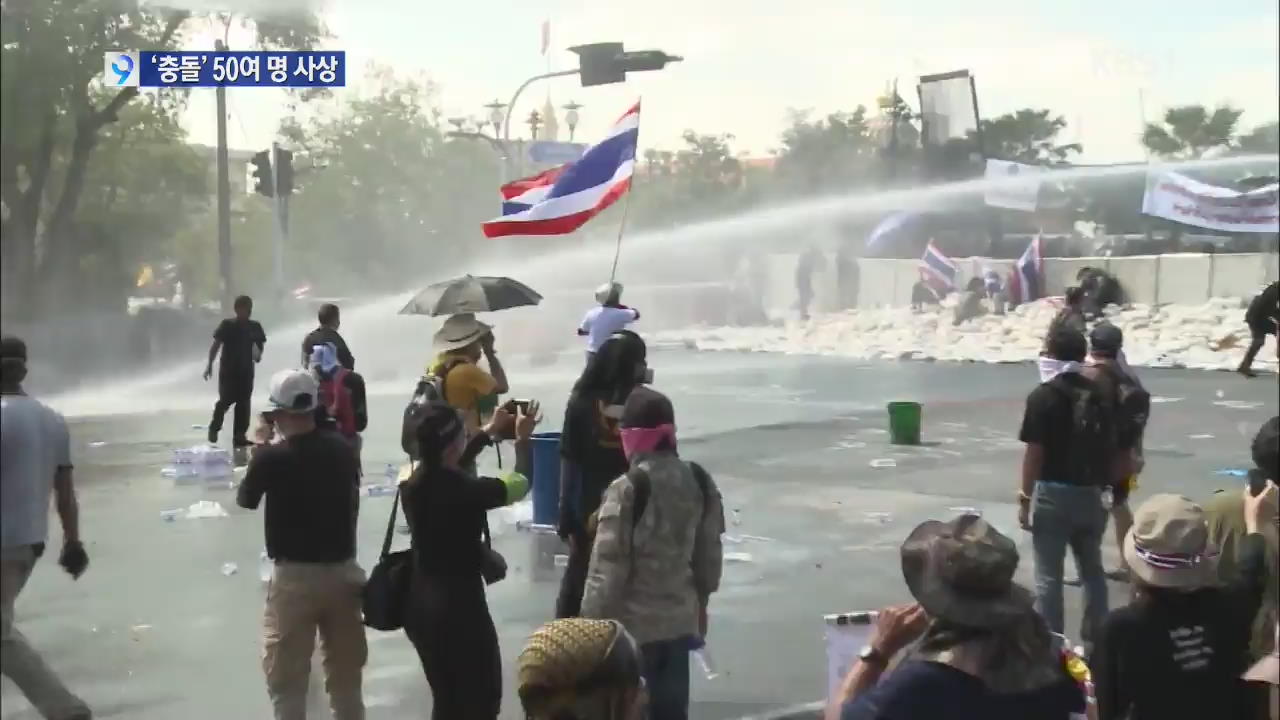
[
  {"x1": 362, "y1": 486, "x2": 412, "y2": 631},
  {"x1": 480, "y1": 515, "x2": 507, "y2": 586}
]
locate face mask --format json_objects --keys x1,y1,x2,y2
[{"x1": 621, "y1": 424, "x2": 676, "y2": 459}]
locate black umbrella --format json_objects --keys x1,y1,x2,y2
[{"x1": 399, "y1": 275, "x2": 543, "y2": 316}]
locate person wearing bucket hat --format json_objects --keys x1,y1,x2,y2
[
  {"x1": 429, "y1": 313, "x2": 509, "y2": 436},
  {"x1": 834, "y1": 515, "x2": 1087, "y2": 720},
  {"x1": 1093, "y1": 483, "x2": 1278, "y2": 720},
  {"x1": 236, "y1": 369, "x2": 368, "y2": 720}
]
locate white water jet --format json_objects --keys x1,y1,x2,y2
[{"x1": 48, "y1": 154, "x2": 1277, "y2": 417}]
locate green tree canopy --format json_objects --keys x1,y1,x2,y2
[
  {"x1": 974, "y1": 109, "x2": 1081, "y2": 165},
  {"x1": 1141, "y1": 104, "x2": 1243, "y2": 159},
  {"x1": 1236, "y1": 121, "x2": 1279, "y2": 154},
  {"x1": 0, "y1": 0, "x2": 325, "y2": 318},
  {"x1": 773, "y1": 107, "x2": 879, "y2": 191}
]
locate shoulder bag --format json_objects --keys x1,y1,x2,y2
[{"x1": 362, "y1": 485, "x2": 413, "y2": 631}]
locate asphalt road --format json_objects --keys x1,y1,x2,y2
[{"x1": 3, "y1": 351, "x2": 1276, "y2": 719}]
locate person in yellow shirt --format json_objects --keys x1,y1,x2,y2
[{"x1": 430, "y1": 314, "x2": 509, "y2": 436}]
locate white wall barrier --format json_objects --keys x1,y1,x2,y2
[{"x1": 779, "y1": 252, "x2": 1278, "y2": 311}]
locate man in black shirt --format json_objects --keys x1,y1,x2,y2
[
  {"x1": 237, "y1": 369, "x2": 366, "y2": 720},
  {"x1": 301, "y1": 302, "x2": 355, "y2": 371},
  {"x1": 1239, "y1": 281, "x2": 1278, "y2": 378},
  {"x1": 1018, "y1": 326, "x2": 1113, "y2": 649},
  {"x1": 204, "y1": 295, "x2": 267, "y2": 447}
]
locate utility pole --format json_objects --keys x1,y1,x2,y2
[
  {"x1": 271, "y1": 141, "x2": 286, "y2": 304},
  {"x1": 214, "y1": 38, "x2": 232, "y2": 314}
]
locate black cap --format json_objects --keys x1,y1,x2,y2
[
  {"x1": 0, "y1": 335, "x2": 27, "y2": 361},
  {"x1": 1089, "y1": 323, "x2": 1124, "y2": 356}
]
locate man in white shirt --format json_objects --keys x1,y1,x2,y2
[
  {"x1": 578, "y1": 282, "x2": 640, "y2": 359},
  {"x1": 1, "y1": 335, "x2": 91, "y2": 720}
]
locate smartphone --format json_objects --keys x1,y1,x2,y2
[
  {"x1": 503, "y1": 399, "x2": 531, "y2": 415},
  {"x1": 1248, "y1": 469, "x2": 1268, "y2": 497}
]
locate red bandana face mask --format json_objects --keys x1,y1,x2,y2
[{"x1": 620, "y1": 424, "x2": 676, "y2": 460}]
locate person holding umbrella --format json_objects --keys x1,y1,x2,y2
[{"x1": 430, "y1": 314, "x2": 509, "y2": 439}]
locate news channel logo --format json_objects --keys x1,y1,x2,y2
[{"x1": 104, "y1": 51, "x2": 139, "y2": 87}]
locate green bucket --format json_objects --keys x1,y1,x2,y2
[{"x1": 887, "y1": 402, "x2": 922, "y2": 446}]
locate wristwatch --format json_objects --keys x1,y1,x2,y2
[{"x1": 858, "y1": 644, "x2": 889, "y2": 667}]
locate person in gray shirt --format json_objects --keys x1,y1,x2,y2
[{"x1": 1, "y1": 335, "x2": 90, "y2": 720}]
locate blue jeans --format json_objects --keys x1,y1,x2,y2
[
  {"x1": 642, "y1": 638, "x2": 690, "y2": 720},
  {"x1": 1031, "y1": 481, "x2": 1109, "y2": 646}
]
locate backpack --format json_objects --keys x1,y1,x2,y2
[
  {"x1": 399, "y1": 362, "x2": 457, "y2": 459},
  {"x1": 318, "y1": 368, "x2": 357, "y2": 437},
  {"x1": 1098, "y1": 364, "x2": 1150, "y2": 449},
  {"x1": 629, "y1": 461, "x2": 715, "y2": 531},
  {"x1": 1047, "y1": 374, "x2": 1115, "y2": 483}
]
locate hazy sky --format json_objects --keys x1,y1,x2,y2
[{"x1": 181, "y1": 0, "x2": 1280, "y2": 163}]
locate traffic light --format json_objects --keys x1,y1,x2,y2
[
  {"x1": 250, "y1": 150, "x2": 273, "y2": 197},
  {"x1": 569, "y1": 43, "x2": 683, "y2": 88},
  {"x1": 276, "y1": 149, "x2": 294, "y2": 195}
]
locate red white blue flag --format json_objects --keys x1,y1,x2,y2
[
  {"x1": 481, "y1": 102, "x2": 639, "y2": 238},
  {"x1": 1008, "y1": 234, "x2": 1044, "y2": 305},
  {"x1": 918, "y1": 240, "x2": 958, "y2": 294}
]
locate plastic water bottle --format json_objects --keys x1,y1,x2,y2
[
  {"x1": 384, "y1": 463, "x2": 398, "y2": 483},
  {"x1": 258, "y1": 552, "x2": 272, "y2": 583},
  {"x1": 692, "y1": 646, "x2": 719, "y2": 680}
]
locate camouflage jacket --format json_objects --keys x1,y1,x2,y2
[{"x1": 580, "y1": 453, "x2": 725, "y2": 644}]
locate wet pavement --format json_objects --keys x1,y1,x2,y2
[{"x1": 3, "y1": 350, "x2": 1276, "y2": 719}]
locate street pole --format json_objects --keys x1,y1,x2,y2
[
  {"x1": 271, "y1": 142, "x2": 286, "y2": 305},
  {"x1": 214, "y1": 38, "x2": 232, "y2": 314},
  {"x1": 501, "y1": 69, "x2": 579, "y2": 176}
]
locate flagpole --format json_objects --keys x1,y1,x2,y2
[{"x1": 608, "y1": 99, "x2": 640, "y2": 284}]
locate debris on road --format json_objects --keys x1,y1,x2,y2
[
  {"x1": 869, "y1": 458, "x2": 897, "y2": 469},
  {"x1": 1189, "y1": 434, "x2": 1216, "y2": 440},
  {"x1": 184, "y1": 500, "x2": 228, "y2": 519},
  {"x1": 724, "y1": 552, "x2": 754, "y2": 563},
  {"x1": 220, "y1": 562, "x2": 238, "y2": 576},
  {"x1": 1214, "y1": 468, "x2": 1249, "y2": 477},
  {"x1": 88, "y1": 441, "x2": 108, "y2": 448}
]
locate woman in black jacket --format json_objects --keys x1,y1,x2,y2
[
  {"x1": 401, "y1": 401, "x2": 538, "y2": 719},
  {"x1": 555, "y1": 330, "x2": 650, "y2": 619}
]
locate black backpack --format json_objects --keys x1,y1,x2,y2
[
  {"x1": 1098, "y1": 364, "x2": 1150, "y2": 448},
  {"x1": 629, "y1": 461, "x2": 715, "y2": 530},
  {"x1": 399, "y1": 362, "x2": 457, "y2": 459},
  {"x1": 1048, "y1": 374, "x2": 1115, "y2": 482}
]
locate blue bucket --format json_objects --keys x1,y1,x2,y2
[{"x1": 530, "y1": 432, "x2": 562, "y2": 526}]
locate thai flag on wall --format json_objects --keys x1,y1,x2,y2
[
  {"x1": 918, "y1": 240, "x2": 958, "y2": 294},
  {"x1": 1008, "y1": 235, "x2": 1044, "y2": 305},
  {"x1": 482, "y1": 102, "x2": 639, "y2": 238}
]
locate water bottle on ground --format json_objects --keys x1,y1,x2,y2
[{"x1": 258, "y1": 552, "x2": 272, "y2": 583}]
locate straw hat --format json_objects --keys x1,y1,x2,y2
[
  {"x1": 900, "y1": 514, "x2": 1034, "y2": 628},
  {"x1": 432, "y1": 313, "x2": 491, "y2": 353},
  {"x1": 1123, "y1": 494, "x2": 1219, "y2": 589}
]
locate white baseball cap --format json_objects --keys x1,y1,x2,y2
[{"x1": 267, "y1": 369, "x2": 319, "y2": 413}]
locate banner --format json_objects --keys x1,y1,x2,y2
[
  {"x1": 1142, "y1": 170, "x2": 1279, "y2": 234},
  {"x1": 984, "y1": 159, "x2": 1044, "y2": 212}
]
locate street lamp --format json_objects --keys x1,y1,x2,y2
[
  {"x1": 527, "y1": 109, "x2": 543, "y2": 141},
  {"x1": 447, "y1": 116, "x2": 468, "y2": 133},
  {"x1": 484, "y1": 100, "x2": 506, "y2": 137},
  {"x1": 563, "y1": 101, "x2": 582, "y2": 141}
]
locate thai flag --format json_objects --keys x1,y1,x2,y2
[
  {"x1": 482, "y1": 102, "x2": 639, "y2": 238},
  {"x1": 1008, "y1": 235, "x2": 1044, "y2": 304},
  {"x1": 918, "y1": 240, "x2": 958, "y2": 294}
]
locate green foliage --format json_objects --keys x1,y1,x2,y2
[
  {"x1": 773, "y1": 107, "x2": 878, "y2": 190},
  {"x1": 0, "y1": 0, "x2": 325, "y2": 318},
  {"x1": 975, "y1": 109, "x2": 1082, "y2": 165},
  {"x1": 1236, "y1": 121, "x2": 1279, "y2": 154},
  {"x1": 271, "y1": 65, "x2": 499, "y2": 296},
  {"x1": 1141, "y1": 104, "x2": 1243, "y2": 159}
]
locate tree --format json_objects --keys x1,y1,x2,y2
[
  {"x1": 1141, "y1": 104, "x2": 1243, "y2": 159},
  {"x1": 632, "y1": 130, "x2": 749, "y2": 228},
  {"x1": 0, "y1": 1, "x2": 325, "y2": 318},
  {"x1": 271, "y1": 66, "x2": 499, "y2": 296},
  {"x1": 1236, "y1": 121, "x2": 1279, "y2": 154},
  {"x1": 973, "y1": 109, "x2": 1081, "y2": 165},
  {"x1": 773, "y1": 107, "x2": 877, "y2": 191}
]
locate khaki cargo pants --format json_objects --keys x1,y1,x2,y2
[
  {"x1": 1, "y1": 544, "x2": 90, "y2": 720},
  {"x1": 263, "y1": 559, "x2": 368, "y2": 720}
]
